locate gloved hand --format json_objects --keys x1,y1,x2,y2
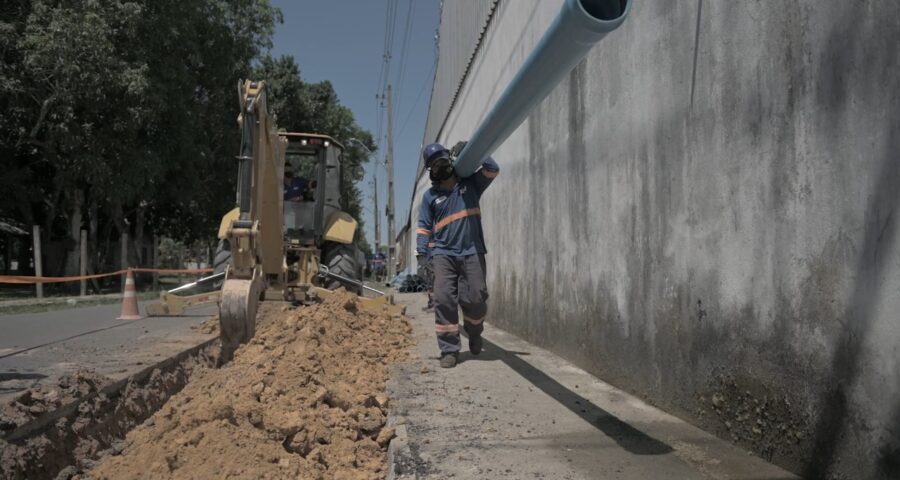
[{"x1": 450, "y1": 140, "x2": 467, "y2": 158}]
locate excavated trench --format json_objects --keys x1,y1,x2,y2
[
  {"x1": 0, "y1": 291, "x2": 412, "y2": 480},
  {"x1": 0, "y1": 338, "x2": 220, "y2": 480}
]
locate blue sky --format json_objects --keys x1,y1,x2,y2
[{"x1": 270, "y1": 0, "x2": 440, "y2": 249}]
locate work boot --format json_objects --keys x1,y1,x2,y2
[
  {"x1": 469, "y1": 334, "x2": 483, "y2": 356},
  {"x1": 439, "y1": 353, "x2": 458, "y2": 368}
]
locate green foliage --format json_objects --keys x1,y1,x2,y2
[
  {"x1": 0, "y1": 1, "x2": 374, "y2": 278},
  {"x1": 18, "y1": 1, "x2": 150, "y2": 203},
  {"x1": 156, "y1": 237, "x2": 184, "y2": 269},
  {"x1": 253, "y1": 54, "x2": 375, "y2": 254},
  {"x1": 0, "y1": 0, "x2": 281, "y2": 276},
  {"x1": 156, "y1": 237, "x2": 210, "y2": 268}
]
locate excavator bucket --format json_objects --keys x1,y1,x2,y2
[
  {"x1": 145, "y1": 272, "x2": 225, "y2": 317},
  {"x1": 219, "y1": 278, "x2": 260, "y2": 360},
  {"x1": 145, "y1": 291, "x2": 220, "y2": 317}
]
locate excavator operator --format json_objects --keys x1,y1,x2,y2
[{"x1": 283, "y1": 170, "x2": 308, "y2": 202}]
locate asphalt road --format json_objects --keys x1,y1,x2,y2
[{"x1": 0, "y1": 300, "x2": 217, "y2": 403}]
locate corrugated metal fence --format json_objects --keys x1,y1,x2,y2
[
  {"x1": 421, "y1": 0, "x2": 499, "y2": 167},
  {"x1": 401, "y1": 0, "x2": 501, "y2": 265}
]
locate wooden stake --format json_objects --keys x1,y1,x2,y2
[
  {"x1": 32, "y1": 225, "x2": 42, "y2": 299},
  {"x1": 80, "y1": 229, "x2": 87, "y2": 296},
  {"x1": 121, "y1": 232, "x2": 129, "y2": 291}
]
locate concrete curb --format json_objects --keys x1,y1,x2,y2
[
  {"x1": 386, "y1": 416, "x2": 416, "y2": 480},
  {"x1": 0, "y1": 293, "x2": 121, "y2": 308}
]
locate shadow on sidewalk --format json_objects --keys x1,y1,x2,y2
[{"x1": 460, "y1": 334, "x2": 673, "y2": 456}]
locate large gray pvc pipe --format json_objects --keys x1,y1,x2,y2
[{"x1": 453, "y1": 0, "x2": 632, "y2": 177}]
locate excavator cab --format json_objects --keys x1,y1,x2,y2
[
  {"x1": 281, "y1": 134, "x2": 342, "y2": 247},
  {"x1": 279, "y1": 133, "x2": 362, "y2": 300}
]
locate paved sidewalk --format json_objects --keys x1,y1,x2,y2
[{"x1": 388, "y1": 292, "x2": 797, "y2": 480}]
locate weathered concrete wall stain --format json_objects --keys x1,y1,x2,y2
[{"x1": 411, "y1": 1, "x2": 900, "y2": 477}]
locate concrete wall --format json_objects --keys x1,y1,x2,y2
[{"x1": 408, "y1": 0, "x2": 900, "y2": 477}]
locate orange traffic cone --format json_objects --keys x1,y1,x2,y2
[{"x1": 117, "y1": 268, "x2": 142, "y2": 320}]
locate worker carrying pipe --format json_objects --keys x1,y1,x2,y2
[
  {"x1": 417, "y1": 0, "x2": 630, "y2": 368},
  {"x1": 417, "y1": 142, "x2": 499, "y2": 368}
]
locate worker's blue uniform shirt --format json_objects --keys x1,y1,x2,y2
[
  {"x1": 283, "y1": 177, "x2": 307, "y2": 200},
  {"x1": 417, "y1": 157, "x2": 499, "y2": 257}
]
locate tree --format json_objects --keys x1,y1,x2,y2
[
  {"x1": 3, "y1": 0, "x2": 151, "y2": 275},
  {"x1": 0, "y1": 0, "x2": 281, "y2": 282}
]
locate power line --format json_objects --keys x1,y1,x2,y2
[
  {"x1": 379, "y1": 0, "x2": 399, "y2": 95},
  {"x1": 376, "y1": 0, "x2": 398, "y2": 96},
  {"x1": 375, "y1": 0, "x2": 399, "y2": 134},
  {"x1": 393, "y1": 0, "x2": 416, "y2": 115},
  {"x1": 398, "y1": 59, "x2": 436, "y2": 138},
  {"x1": 375, "y1": 1, "x2": 390, "y2": 112},
  {"x1": 374, "y1": 0, "x2": 400, "y2": 165}
]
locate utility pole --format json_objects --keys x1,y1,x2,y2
[
  {"x1": 120, "y1": 232, "x2": 129, "y2": 289},
  {"x1": 80, "y1": 229, "x2": 87, "y2": 296},
  {"x1": 372, "y1": 173, "x2": 381, "y2": 254},
  {"x1": 152, "y1": 235, "x2": 160, "y2": 292},
  {"x1": 32, "y1": 225, "x2": 42, "y2": 299},
  {"x1": 385, "y1": 84, "x2": 396, "y2": 281}
]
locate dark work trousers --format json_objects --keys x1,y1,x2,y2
[{"x1": 432, "y1": 254, "x2": 488, "y2": 354}]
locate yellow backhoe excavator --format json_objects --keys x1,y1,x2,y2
[{"x1": 210, "y1": 80, "x2": 401, "y2": 358}]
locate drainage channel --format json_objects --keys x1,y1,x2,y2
[{"x1": 0, "y1": 337, "x2": 220, "y2": 480}]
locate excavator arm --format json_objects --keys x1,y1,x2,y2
[{"x1": 219, "y1": 80, "x2": 286, "y2": 359}]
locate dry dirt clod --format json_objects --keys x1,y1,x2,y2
[
  {"x1": 89, "y1": 291, "x2": 412, "y2": 480},
  {"x1": 375, "y1": 427, "x2": 396, "y2": 447}
]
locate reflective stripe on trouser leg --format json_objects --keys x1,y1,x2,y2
[
  {"x1": 458, "y1": 254, "x2": 488, "y2": 337},
  {"x1": 432, "y1": 255, "x2": 461, "y2": 353}
]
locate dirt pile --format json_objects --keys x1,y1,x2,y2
[
  {"x1": 0, "y1": 370, "x2": 110, "y2": 431},
  {"x1": 190, "y1": 316, "x2": 219, "y2": 335},
  {"x1": 89, "y1": 291, "x2": 412, "y2": 480}
]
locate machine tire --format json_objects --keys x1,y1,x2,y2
[
  {"x1": 212, "y1": 239, "x2": 231, "y2": 289},
  {"x1": 322, "y1": 243, "x2": 362, "y2": 295}
]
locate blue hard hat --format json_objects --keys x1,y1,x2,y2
[{"x1": 422, "y1": 143, "x2": 449, "y2": 166}]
